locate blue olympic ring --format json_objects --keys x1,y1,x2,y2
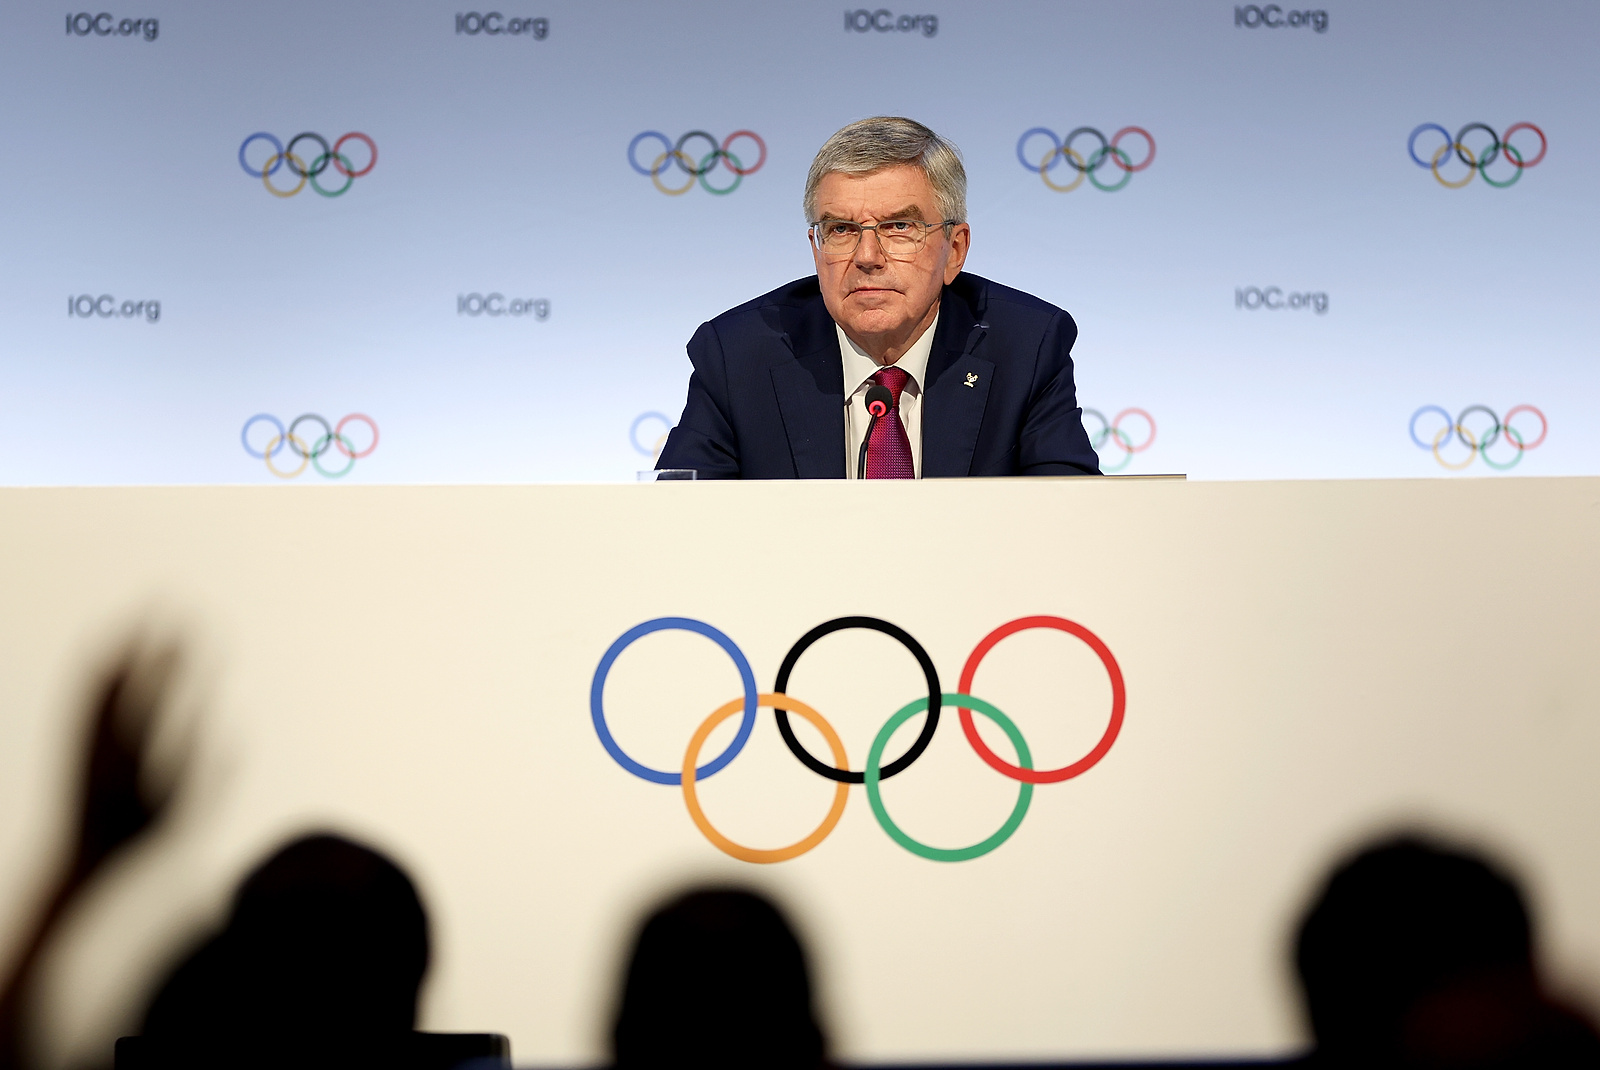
[
  {"x1": 238, "y1": 132, "x2": 285, "y2": 179},
  {"x1": 240, "y1": 413, "x2": 287, "y2": 458},
  {"x1": 1016, "y1": 127, "x2": 1063, "y2": 172},
  {"x1": 627, "y1": 132, "x2": 675, "y2": 177},
  {"x1": 591, "y1": 617, "x2": 759, "y2": 786},
  {"x1": 1408, "y1": 405, "x2": 1455, "y2": 450},
  {"x1": 1406, "y1": 124, "x2": 1453, "y2": 169},
  {"x1": 630, "y1": 412, "x2": 672, "y2": 456}
]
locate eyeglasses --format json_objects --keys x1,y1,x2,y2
[{"x1": 809, "y1": 218, "x2": 958, "y2": 259}]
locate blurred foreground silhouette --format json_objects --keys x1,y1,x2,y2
[
  {"x1": 1295, "y1": 835, "x2": 1600, "y2": 1069},
  {"x1": 135, "y1": 832, "x2": 434, "y2": 1068},
  {"x1": 612, "y1": 887, "x2": 827, "y2": 1070},
  {"x1": 0, "y1": 643, "x2": 188, "y2": 1070}
]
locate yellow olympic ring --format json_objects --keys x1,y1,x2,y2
[
  {"x1": 649, "y1": 151, "x2": 697, "y2": 196},
  {"x1": 1431, "y1": 424, "x2": 1477, "y2": 471},
  {"x1": 682, "y1": 692, "x2": 850, "y2": 864},
  {"x1": 261, "y1": 152, "x2": 309, "y2": 198},
  {"x1": 263, "y1": 434, "x2": 311, "y2": 478},
  {"x1": 1430, "y1": 142, "x2": 1475, "y2": 190},
  {"x1": 1038, "y1": 145, "x2": 1087, "y2": 192}
]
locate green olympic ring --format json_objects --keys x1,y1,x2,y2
[
  {"x1": 865, "y1": 692, "x2": 1033, "y2": 863},
  {"x1": 311, "y1": 433, "x2": 357, "y2": 478},
  {"x1": 308, "y1": 152, "x2": 355, "y2": 198},
  {"x1": 1086, "y1": 146, "x2": 1134, "y2": 192},
  {"x1": 697, "y1": 150, "x2": 743, "y2": 196},
  {"x1": 1478, "y1": 141, "x2": 1524, "y2": 189},
  {"x1": 1092, "y1": 426, "x2": 1136, "y2": 473},
  {"x1": 1479, "y1": 424, "x2": 1526, "y2": 471}
]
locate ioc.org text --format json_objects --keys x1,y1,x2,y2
[
  {"x1": 458, "y1": 293, "x2": 550, "y2": 318},
  {"x1": 1236, "y1": 287, "x2": 1328, "y2": 314},
  {"x1": 845, "y1": 10, "x2": 937, "y2": 36},
  {"x1": 68, "y1": 294, "x2": 160, "y2": 321},
  {"x1": 455, "y1": 13, "x2": 549, "y2": 37},
  {"x1": 1235, "y1": 5, "x2": 1328, "y2": 32},
  {"x1": 66, "y1": 13, "x2": 158, "y2": 40}
]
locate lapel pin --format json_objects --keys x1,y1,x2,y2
[{"x1": 964, "y1": 372, "x2": 978, "y2": 388}]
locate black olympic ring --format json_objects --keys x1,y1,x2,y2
[
  {"x1": 288, "y1": 413, "x2": 335, "y2": 458},
  {"x1": 285, "y1": 132, "x2": 333, "y2": 178},
  {"x1": 772, "y1": 616, "x2": 941, "y2": 784},
  {"x1": 1451, "y1": 123, "x2": 1501, "y2": 169},
  {"x1": 1454, "y1": 404, "x2": 1501, "y2": 450},
  {"x1": 672, "y1": 130, "x2": 720, "y2": 176},
  {"x1": 1061, "y1": 127, "x2": 1109, "y2": 173}
]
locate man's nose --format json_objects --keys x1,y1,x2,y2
[{"x1": 851, "y1": 227, "x2": 887, "y2": 269}]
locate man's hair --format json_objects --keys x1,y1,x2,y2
[{"x1": 803, "y1": 116, "x2": 967, "y2": 225}]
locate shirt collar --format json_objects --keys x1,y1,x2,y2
[{"x1": 837, "y1": 311, "x2": 939, "y2": 396}]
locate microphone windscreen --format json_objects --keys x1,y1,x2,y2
[{"x1": 865, "y1": 384, "x2": 893, "y2": 418}]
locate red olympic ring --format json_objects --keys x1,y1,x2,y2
[
  {"x1": 1501, "y1": 123, "x2": 1546, "y2": 169},
  {"x1": 956, "y1": 615, "x2": 1126, "y2": 785},
  {"x1": 334, "y1": 413, "x2": 380, "y2": 458},
  {"x1": 1113, "y1": 408, "x2": 1157, "y2": 452},
  {"x1": 721, "y1": 130, "x2": 767, "y2": 176},
  {"x1": 1502, "y1": 404, "x2": 1548, "y2": 450},
  {"x1": 333, "y1": 132, "x2": 378, "y2": 178},
  {"x1": 1110, "y1": 127, "x2": 1156, "y2": 173}
]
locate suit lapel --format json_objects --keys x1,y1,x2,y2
[
  {"x1": 769, "y1": 293, "x2": 846, "y2": 478},
  {"x1": 922, "y1": 284, "x2": 992, "y2": 478}
]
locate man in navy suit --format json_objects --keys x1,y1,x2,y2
[{"x1": 657, "y1": 116, "x2": 1100, "y2": 479}]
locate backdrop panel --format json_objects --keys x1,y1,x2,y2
[
  {"x1": 1, "y1": 0, "x2": 1596, "y2": 483},
  {"x1": 1, "y1": 478, "x2": 1598, "y2": 1066}
]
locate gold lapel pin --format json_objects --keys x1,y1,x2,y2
[{"x1": 964, "y1": 372, "x2": 978, "y2": 388}]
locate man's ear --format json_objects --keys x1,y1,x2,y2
[{"x1": 943, "y1": 224, "x2": 971, "y2": 283}]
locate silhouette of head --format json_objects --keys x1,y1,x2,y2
[
  {"x1": 611, "y1": 888, "x2": 825, "y2": 1070},
  {"x1": 143, "y1": 832, "x2": 429, "y2": 1066},
  {"x1": 1296, "y1": 834, "x2": 1597, "y2": 1067}
]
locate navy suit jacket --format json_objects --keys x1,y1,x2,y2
[{"x1": 656, "y1": 272, "x2": 1101, "y2": 478}]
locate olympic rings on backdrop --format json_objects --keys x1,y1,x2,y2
[
  {"x1": 591, "y1": 614, "x2": 1125, "y2": 863},
  {"x1": 1082, "y1": 408, "x2": 1156, "y2": 473},
  {"x1": 628, "y1": 130, "x2": 766, "y2": 196},
  {"x1": 1017, "y1": 127, "x2": 1155, "y2": 192},
  {"x1": 1408, "y1": 404, "x2": 1547, "y2": 470},
  {"x1": 240, "y1": 413, "x2": 379, "y2": 479},
  {"x1": 630, "y1": 412, "x2": 673, "y2": 458},
  {"x1": 1407, "y1": 123, "x2": 1545, "y2": 189},
  {"x1": 238, "y1": 132, "x2": 378, "y2": 198}
]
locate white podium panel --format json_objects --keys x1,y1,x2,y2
[{"x1": 1, "y1": 478, "x2": 1598, "y2": 1066}]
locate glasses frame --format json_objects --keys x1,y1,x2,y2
[{"x1": 808, "y1": 217, "x2": 960, "y2": 260}]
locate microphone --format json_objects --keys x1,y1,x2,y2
[{"x1": 857, "y1": 383, "x2": 894, "y2": 479}]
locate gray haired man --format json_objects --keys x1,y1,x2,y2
[{"x1": 657, "y1": 116, "x2": 1101, "y2": 479}]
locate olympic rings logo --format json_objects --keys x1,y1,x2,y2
[
  {"x1": 238, "y1": 132, "x2": 377, "y2": 198},
  {"x1": 591, "y1": 615, "x2": 1125, "y2": 863},
  {"x1": 630, "y1": 412, "x2": 673, "y2": 459},
  {"x1": 628, "y1": 131, "x2": 766, "y2": 196},
  {"x1": 1407, "y1": 123, "x2": 1545, "y2": 189},
  {"x1": 1408, "y1": 405, "x2": 1547, "y2": 471},
  {"x1": 1084, "y1": 408, "x2": 1155, "y2": 473},
  {"x1": 1016, "y1": 127, "x2": 1155, "y2": 192},
  {"x1": 240, "y1": 413, "x2": 379, "y2": 479}
]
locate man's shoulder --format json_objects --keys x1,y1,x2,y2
[{"x1": 949, "y1": 272, "x2": 1072, "y2": 332}]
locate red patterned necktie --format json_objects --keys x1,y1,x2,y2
[{"x1": 865, "y1": 365, "x2": 915, "y2": 479}]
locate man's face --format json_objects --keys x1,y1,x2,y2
[{"x1": 810, "y1": 164, "x2": 970, "y2": 359}]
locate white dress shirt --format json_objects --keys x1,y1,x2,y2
[{"x1": 839, "y1": 312, "x2": 938, "y2": 479}]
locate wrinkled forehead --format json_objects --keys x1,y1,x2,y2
[{"x1": 812, "y1": 164, "x2": 937, "y2": 220}]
